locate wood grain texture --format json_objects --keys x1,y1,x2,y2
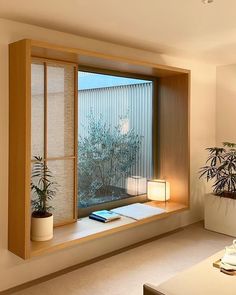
[
  {"x1": 213, "y1": 259, "x2": 221, "y2": 269},
  {"x1": 30, "y1": 201, "x2": 187, "y2": 257},
  {"x1": 30, "y1": 39, "x2": 190, "y2": 78},
  {"x1": 73, "y1": 65, "x2": 78, "y2": 220},
  {"x1": 158, "y1": 74, "x2": 190, "y2": 206},
  {"x1": 8, "y1": 39, "x2": 31, "y2": 259}
]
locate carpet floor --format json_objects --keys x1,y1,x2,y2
[{"x1": 14, "y1": 222, "x2": 233, "y2": 295}]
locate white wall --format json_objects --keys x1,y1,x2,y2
[
  {"x1": 216, "y1": 64, "x2": 236, "y2": 145},
  {"x1": 0, "y1": 18, "x2": 216, "y2": 291}
]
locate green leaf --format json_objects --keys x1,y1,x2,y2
[{"x1": 31, "y1": 155, "x2": 58, "y2": 213}]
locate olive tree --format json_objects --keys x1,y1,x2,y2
[{"x1": 78, "y1": 113, "x2": 142, "y2": 207}]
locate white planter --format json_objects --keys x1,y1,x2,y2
[
  {"x1": 205, "y1": 194, "x2": 236, "y2": 237},
  {"x1": 31, "y1": 214, "x2": 53, "y2": 241}
]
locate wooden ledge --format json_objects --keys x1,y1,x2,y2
[{"x1": 30, "y1": 201, "x2": 188, "y2": 258}]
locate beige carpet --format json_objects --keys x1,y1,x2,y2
[{"x1": 14, "y1": 223, "x2": 232, "y2": 295}]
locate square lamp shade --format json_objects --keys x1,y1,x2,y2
[
  {"x1": 126, "y1": 176, "x2": 147, "y2": 196},
  {"x1": 147, "y1": 179, "x2": 170, "y2": 201}
]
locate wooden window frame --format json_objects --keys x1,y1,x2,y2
[{"x1": 8, "y1": 39, "x2": 190, "y2": 259}]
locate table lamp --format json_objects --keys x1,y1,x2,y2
[
  {"x1": 126, "y1": 176, "x2": 147, "y2": 196},
  {"x1": 147, "y1": 179, "x2": 170, "y2": 202}
]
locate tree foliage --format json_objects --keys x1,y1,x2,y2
[
  {"x1": 31, "y1": 156, "x2": 58, "y2": 216},
  {"x1": 78, "y1": 113, "x2": 143, "y2": 207}
]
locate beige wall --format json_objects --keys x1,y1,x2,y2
[
  {"x1": 216, "y1": 64, "x2": 236, "y2": 145},
  {"x1": 0, "y1": 18, "x2": 216, "y2": 291}
]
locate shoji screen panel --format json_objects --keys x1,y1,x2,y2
[
  {"x1": 31, "y1": 59, "x2": 78, "y2": 226},
  {"x1": 49, "y1": 159, "x2": 75, "y2": 223},
  {"x1": 31, "y1": 61, "x2": 44, "y2": 159},
  {"x1": 47, "y1": 63, "x2": 75, "y2": 158}
]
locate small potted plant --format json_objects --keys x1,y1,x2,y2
[
  {"x1": 199, "y1": 142, "x2": 236, "y2": 236},
  {"x1": 31, "y1": 156, "x2": 58, "y2": 241}
]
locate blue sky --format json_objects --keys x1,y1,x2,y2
[{"x1": 78, "y1": 71, "x2": 152, "y2": 90}]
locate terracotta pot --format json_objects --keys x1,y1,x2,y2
[{"x1": 31, "y1": 214, "x2": 53, "y2": 241}]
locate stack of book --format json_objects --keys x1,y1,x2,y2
[{"x1": 89, "y1": 210, "x2": 121, "y2": 223}]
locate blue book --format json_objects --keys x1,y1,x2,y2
[
  {"x1": 89, "y1": 210, "x2": 121, "y2": 222},
  {"x1": 89, "y1": 215, "x2": 107, "y2": 223}
]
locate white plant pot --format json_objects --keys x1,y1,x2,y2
[
  {"x1": 205, "y1": 194, "x2": 236, "y2": 237},
  {"x1": 31, "y1": 214, "x2": 53, "y2": 241}
]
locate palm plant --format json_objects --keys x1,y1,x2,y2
[
  {"x1": 199, "y1": 142, "x2": 236, "y2": 198},
  {"x1": 31, "y1": 156, "x2": 58, "y2": 217}
]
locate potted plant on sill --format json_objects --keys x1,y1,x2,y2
[
  {"x1": 199, "y1": 142, "x2": 236, "y2": 236},
  {"x1": 31, "y1": 156, "x2": 58, "y2": 241}
]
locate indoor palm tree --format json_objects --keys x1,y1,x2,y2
[
  {"x1": 199, "y1": 142, "x2": 236, "y2": 198},
  {"x1": 31, "y1": 156, "x2": 58, "y2": 241}
]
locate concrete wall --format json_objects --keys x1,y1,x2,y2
[{"x1": 0, "y1": 18, "x2": 216, "y2": 291}]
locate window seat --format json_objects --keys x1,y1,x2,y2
[{"x1": 30, "y1": 201, "x2": 188, "y2": 258}]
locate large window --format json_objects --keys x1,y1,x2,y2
[{"x1": 78, "y1": 70, "x2": 154, "y2": 211}]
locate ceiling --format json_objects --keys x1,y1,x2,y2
[{"x1": 1, "y1": 0, "x2": 236, "y2": 64}]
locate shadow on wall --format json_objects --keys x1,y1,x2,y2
[
  {"x1": 216, "y1": 66, "x2": 236, "y2": 144},
  {"x1": 191, "y1": 175, "x2": 206, "y2": 219}
]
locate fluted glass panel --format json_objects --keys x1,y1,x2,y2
[
  {"x1": 78, "y1": 72, "x2": 153, "y2": 208},
  {"x1": 47, "y1": 63, "x2": 74, "y2": 158}
]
